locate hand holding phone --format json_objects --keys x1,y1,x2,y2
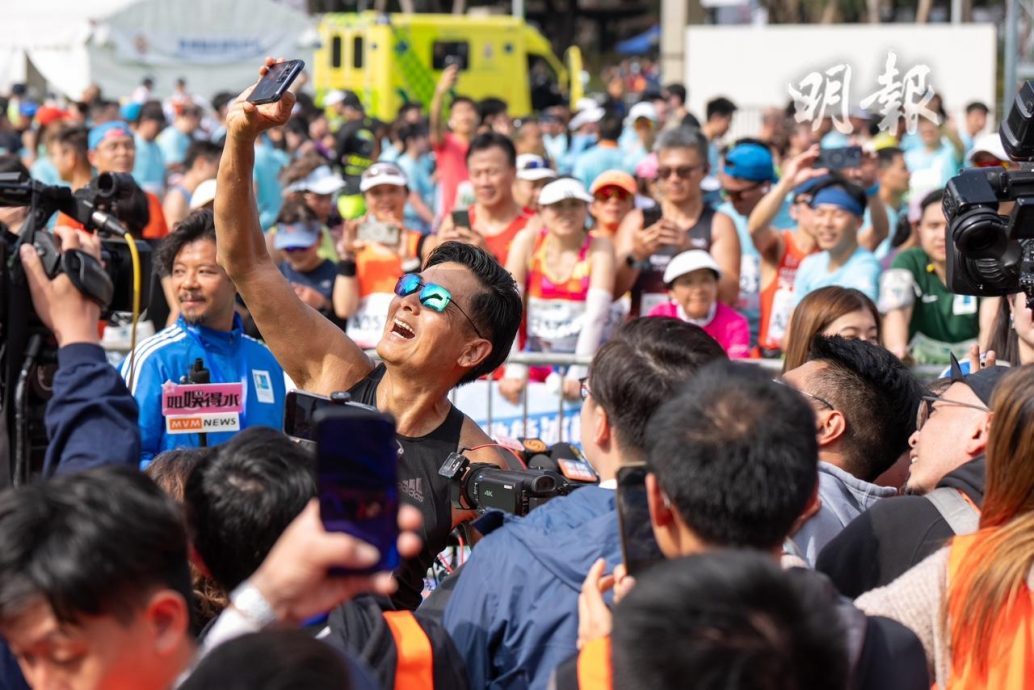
[
  {"x1": 315, "y1": 406, "x2": 400, "y2": 574},
  {"x1": 248, "y1": 59, "x2": 305, "y2": 105},
  {"x1": 451, "y1": 209, "x2": 471, "y2": 230}
]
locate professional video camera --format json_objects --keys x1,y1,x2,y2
[
  {"x1": 0, "y1": 172, "x2": 153, "y2": 486},
  {"x1": 944, "y1": 81, "x2": 1034, "y2": 306},
  {"x1": 439, "y1": 439, "x2": 599, "y2": 516}
]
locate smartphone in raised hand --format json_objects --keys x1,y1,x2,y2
[
  {"x1": 315, "y1": 405, "x2": 400, "y2": 574},
  {"x1": 248, "y1": 59, "x2": 305, "y2": 105}
]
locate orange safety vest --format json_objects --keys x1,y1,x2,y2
[
  {"x1": 577, "y1": 636, "x2": 613, "y2": 690},
  {"x1": 946, "y1": 531, "x2": 1034, "y2": 689},
  {"x1": 382, "y1": 610, "x2": 435, "y2": 690}
]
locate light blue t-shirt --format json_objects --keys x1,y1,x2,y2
[
  {"x1": 157, "y1": 127, "x2": 192, "y2": 167},
  {"x1": 792, "y1": 246, "x2": 882, "y2": 305},
  {"x1": 396, "y1": 152, "x2": 435, "y2": 234},
  {"x1": 904, "y1": 142, "x2": 960, "y2": 194},
  {"x1": 254, "y1": 139, "x2": 288, "y2": 230},
  {"x1": 571, "y1": 144, "x2": 631, "y2": 190},
  {"x1": 30, "y1": 156, "x2": 63, "y2": 187},
  {"x1": 133, "y1": 134, "x2": 166, "y2": 195}
]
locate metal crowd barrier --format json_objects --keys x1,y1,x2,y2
[{"x1": 449, "y1": 352, "x2": 947, "y2": 444}]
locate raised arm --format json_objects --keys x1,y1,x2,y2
[
  {"x1": 429, "y1": 65, "x2": 459, "y2": 148},
  {"x1": 215, "y1": 60, "x2": 373, "y2": 394},
  {"x1": 749, "y1": 147, "x2": 822, "y2": 262}
]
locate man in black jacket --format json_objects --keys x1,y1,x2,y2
[{"x1": 816, "y1": 364, "x2": 1005, "y2": 598}]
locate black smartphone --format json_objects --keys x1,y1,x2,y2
[
  {"x1": 315, "y1": 406, "x2": 400, "y2": 574},
  {"x1": 815, "y1": 145, "x2": 863, "y2": 171},
  {"x1": 451, "y1": 209, "x2": 471, "y2": 229},
  {"x1": 283, "y1": 390, "x2": 333, "y2": 444},
  {"x1": 641, "y1": 206, "x2": 662, "y2": 228},
  {"x1": 616, "y1": 465, "x2": 665, "y2": 576},
  {"x1": 247, "y1": 59, "x2": 305, "y2": 105}
]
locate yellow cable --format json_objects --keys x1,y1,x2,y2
[{"x1": 122, "y1": 232, "x2": 142, "y2": 394}]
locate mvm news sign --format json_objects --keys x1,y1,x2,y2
[{"x1": 162, "y1": 382, "x2": 244, "y2": 435}]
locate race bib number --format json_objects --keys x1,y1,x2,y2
[
  {"x1": 347, "y1": 293, "x2": 394, "y2": 349},
  {"x1": 527, "y1": 298, "x2": 587, "y2": 352},
  {"x1": 766, "y1": 287, "x2": 796, "y2": 347}
]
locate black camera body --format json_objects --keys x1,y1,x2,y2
[
  {"x1": 1, "y1": 172, "x2": 152, "y2": 486},
  {"x1": 944, "y1": 81, "x2": 1034, "y2": 306},
  {"x1": 439, "y1": 444, "x2": 598, "y2": 517}
]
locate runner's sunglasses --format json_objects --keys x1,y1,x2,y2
[{"x1": 394, "y1": 274, "x2": 485, "y2": 338}]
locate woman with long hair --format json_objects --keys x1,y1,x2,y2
[
  {"x1": 985, "y1": 293, "x2": 1034, "y2": 366},
  {"x1": 781, "y1": 286, "x2": 880, "y2": 372},
  {"x1": 857, "y1": 365, "x2": 1034, "y2": 688}
]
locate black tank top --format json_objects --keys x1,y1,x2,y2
[
  {"x1": 631, "y1": 204, "x2": 717, "y2": 317},
  {"x1": 348, "y1": 364, "x2": 462, "y2": 610}
]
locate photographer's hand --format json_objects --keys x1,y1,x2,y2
[
  {"x1": 248, "y1": 500, "x2": 423, "y2": 627},
  {"x1": 19, "y1": 227, "x2": 101, "y2": 347}
]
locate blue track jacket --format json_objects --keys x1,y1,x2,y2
[
  {"x1": 119, "y1": 315, "x2": 287, "y2": 467},
  {"x1": 442, "y1": 486, "x2": 623, "y2": 690}
]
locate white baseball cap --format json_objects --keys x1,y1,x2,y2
[
  {"x1": 285, "y1": 165, "x2": 347, "y2": 195},
  {"x1": 569, "y1": 106, "x2": 606, "y2": 131},
  {"x1": 359, "y1": 162, "x2": 408, "y2": 192},
  {"x1": 968, "y1": 132, "x2": 1009, "y2": 165},
  {"x1": 663, "y1": 250, "x2": 722, "y2": 285},
  {"x1": 538, "y1": 178, "x2": 593, "y2": 206},
  {"x1": 626, "y1": 101, "x2": 659, "y2": 125},
  {"x1": 516, "y1": 154, "x2": 557, "y2": 182},
  {"x1": 189, "y1": 178, "x2": 217, "y2": 210}
]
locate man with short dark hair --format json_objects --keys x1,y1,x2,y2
[
  {"x1": 574, "y1": 361, "x2": 929, "y2": 690},
  {"x1": 436, "y1": 131, "x2": 530, "y2": 265},
  {"x1": 186, "y1": 428, "x2": 316, "y2": 593},
  {"x1": 962, "y1": 101, "x2": 989, "y2": 154},
  {"x1": 783, "y1": 336, "x2": 925, "y2": 563},
  {"x1": 791, "y1": 179, "x2": 880, "y2": 303},
  {"x1": 611, "y1": 551, "x2": 849, "y2": 690},
  {"x1": 0, "y1": 464, "x2": 422, "y2": 690},
  {"x1": 572, "y1": 112, "x2": 629, "y2": 190},
  {"x1": 873, "y1": 146, "x2": 910, "y2": 258},
  {"x1": 0, "y1": 467, "x2": 197, "y2": 690},
  {"x1": 430, "y1": 64, "x2": 479, "y2": 218},
  {"x1": 702, "y1": 96, "x2": 737, "y2": 170},
  {"x1": 217, "y1": 61, "x2": 522, "y2": 610},
  {"x1": 121, "y1": 209, "x2": 287, "y2": 467},
  {"x1": 133, "y1": 100, "x2": 168, "y2": 195},
  {"x1": 164, "y1": 140, "x2": 222, "y2": 227},
  {"x1": 817, "y1": 364, "x2": 1004, "y2": 597},
  {"x1": 329, "y1": 90, "x2": 379, "y2": 216},
  {"x1": 184, "y1": 427, "x2": 469, "y2": 689},
  {"x1": 443, "y1": 318, "x2": 727, "y2": 690}
]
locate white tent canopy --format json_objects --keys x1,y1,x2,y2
[{"x1": 0, "y1": 0, "x2": 314, "y2": 103}]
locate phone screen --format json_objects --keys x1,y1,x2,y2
[
  {"x1": 616, "y1": 466, "x2": 665, "y2": 576},
  {"x1": 641, "y1": 206, "x2": 662, "y2": 228},
  {"x1": 315, "y1": 407, "x2": 400, "y2": 574},
  {"x1": 283, "y1": 390, "x2": 332, "y2": 443},
  {"x1": 451, "y1": 209, "x2": 471, "y2": 229}
]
